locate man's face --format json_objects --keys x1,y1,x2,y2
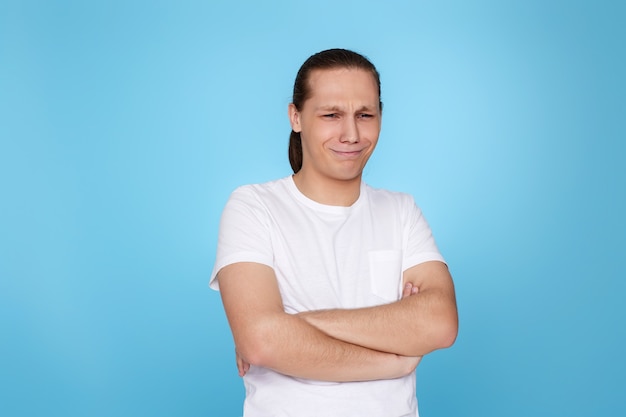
[{"x1": 289, "y1": 68, "x2": 382, "y2": 184}]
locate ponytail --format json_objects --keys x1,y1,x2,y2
[{"x1": 288, "y1": 130, "x2": 303, "y2": 173}]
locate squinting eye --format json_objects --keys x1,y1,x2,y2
[
  {"x1": 323, "y1": 114, "x2": 338, "y2": 118},
  {"x1": 359, "y1": 113, "x2": 374, "y2": 119}
]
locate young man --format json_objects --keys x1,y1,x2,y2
[{"x1": 210, "y1": 48, "x2": 458, "y2": 417}]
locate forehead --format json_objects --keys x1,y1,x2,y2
[{"x1": 305, "y1": 68, "x2": 379, "y2": 107}]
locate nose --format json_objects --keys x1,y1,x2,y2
[{"x1": 340, "y1": 118, "x2": 360, "y2": 143}]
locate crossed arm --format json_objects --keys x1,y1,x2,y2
[{"x1": 217, "y1": 260, "x2": 457, "y2": 382}]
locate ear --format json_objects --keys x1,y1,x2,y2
[{"x1": 288, "y1": 103, "x2": 302, "y2": 133}]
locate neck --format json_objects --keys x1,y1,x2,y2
[{"x1": 292, "y1": 171, "x2": 362, "y2": 207}]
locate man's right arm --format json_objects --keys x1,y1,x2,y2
[{"x1": 217, "y1": 262, "x2": 420, "y2": 382}]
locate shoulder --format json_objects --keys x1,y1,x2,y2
[
  {"x1": 362, "y1": 183, "x2": 417, "y2": 211},
  {"x1": 222, "y1": 177, "x2": 296, "y2": 224},
  {"x1": 229, "y1": 176, "x2": 292, "y2": 204},
  {"x1": 219, "y1": 178, "x2": 291, "y2": 232}
]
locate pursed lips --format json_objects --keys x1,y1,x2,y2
[{"x1": 330, "y1": 148, "x2": 364, "y2": 158}]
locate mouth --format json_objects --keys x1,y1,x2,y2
[{"x1": 331, "y1": 149, "x2": 363, "y2": 159}]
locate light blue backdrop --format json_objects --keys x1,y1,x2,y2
[{"x1": 1, "y1": 1, "x2": 624, "y2": 416}]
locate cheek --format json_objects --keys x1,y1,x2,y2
[
  {"x1": 363, "y1": 125, "x2": 381, "y2": 145},
  {"x1": 303, "y1": 123, "x2": 337, "y2": 146}
]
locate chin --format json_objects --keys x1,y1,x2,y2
[{"x1": 332, "y1": 169, "x2": 364, "y2": 182}]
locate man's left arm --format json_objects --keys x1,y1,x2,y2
[{"x1": 299, "y1": 260, "x2": 458, "y2": 357}]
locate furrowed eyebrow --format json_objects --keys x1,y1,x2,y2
[
  {"x1": 316, "y1": 105, "x2": 343, "y2": 112},
  {"x1": 315, "y1": 105, "x2": 377, "y2": 113}
]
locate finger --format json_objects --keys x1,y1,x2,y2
[
  {"x1": 402, "y1": 282, "x2": 413, "y2": 298},
  {"x1": 237, "y1": 355, "x2": 245, "y2": 377},
  {"x1": 236, "y1": 349, "x2": 248, "y2": 377},
  {"x1": 410, "y1": 356, "x2": 423, "y2": 372}
]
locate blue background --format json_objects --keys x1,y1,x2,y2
[{"x1": 1, "y1": 1, "x2": 624, "y2": 416}]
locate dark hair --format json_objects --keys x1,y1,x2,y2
[{"x1": 288, "y1": 48, "x2": 382, "y2": 173}]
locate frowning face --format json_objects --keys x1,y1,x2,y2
[{"x1": 289, "y1": 68, "x2": 382, "y2": 185}]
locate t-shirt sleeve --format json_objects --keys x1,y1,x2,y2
[
  {"x1": 402, "y1": 195, "x2": 446, "y2": 271},
  {"x1": 209, "y1": 186, "x2": 274, "y2": 290}
]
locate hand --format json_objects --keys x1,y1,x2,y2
[
  {"x1": 236, "y1": 348, "x2": 250, "y2": 377},
  {"x1": 399, "y1": 283, "x2": 422, "y2": 375},
  {"x1": 398, "y1": 354, "x2": 423, "y2": 375},
  {"x1": 402, "y1": 282, "x2": 419, "y2": 299}
]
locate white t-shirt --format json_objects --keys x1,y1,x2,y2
[{"x1": 210, "y1": 176, "x2": 445, "y2": 417}]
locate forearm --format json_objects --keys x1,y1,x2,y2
[
  {"x1": 218, "y1": 262, "x2": 422, "y2": 382},
  {"x1": 300, "y1": 270, "x2": 458, "y2": 357},
  {"x1": 238, "y1": 311, "x2": 417, "y2": 382}
]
